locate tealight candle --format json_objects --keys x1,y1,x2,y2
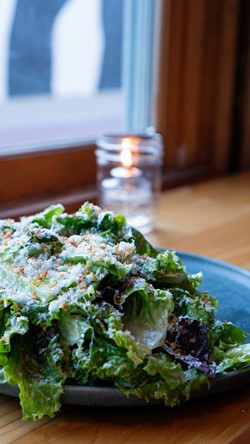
[
  {"x1": 110, "y1": 166, "x2": 141, "y2": 179},
  {"x1": 95, "y1": 133, "x2": 163, "y2": 234}
]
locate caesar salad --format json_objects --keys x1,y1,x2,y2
[{"x1": 0, "y1": 203, "x2": 249, "y2": 420}]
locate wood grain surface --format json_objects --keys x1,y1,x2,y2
[{"x1": 0, "y1": 171, "x2": 250, "y2": 444}]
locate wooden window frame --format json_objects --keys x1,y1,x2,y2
[
  {"x1": 0, "y1": 0, "x2": 245, "y2": 219},
  {"x1": 157, "y1": 0, "x2": 240, "y2": 183},
  {"x1": 0, "y1": 143, "x2": 97, "y2": 218}
]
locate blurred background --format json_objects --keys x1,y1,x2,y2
[
  {"x1": 0, "y1": 0, "x2": 122, "y2": 97},
  {"x1": 0, "y1": 0, "x2": 124, "y2": 147},
  {"x1": 0, "y1": 0, "x2": 249, "y2": 217}
]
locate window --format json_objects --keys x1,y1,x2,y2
[
  {"x1": 0, "y1": 0, "x2": 158, "y2": 217},
  {"x1": 1, "y1": 0, "x2": 248, "y2": 218},
  {"x1": 0, "y1": 0, "x2": 124, "y2": 151}
]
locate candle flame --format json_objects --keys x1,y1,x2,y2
[
  {"x1": 121, "y1": 149, "x2": 133, "y2": 168},
  {"x1": 121, "y1": 138, "x2": 133, "y2": 168}
]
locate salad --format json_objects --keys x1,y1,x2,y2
[{"x1": 0, "y1": 203, "x2": 249, "y2": 420}]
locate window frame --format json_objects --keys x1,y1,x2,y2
[
  {"x1": 157, "y1": 0, "x2": 240, "y2": 180},
  {"x1": 0, "y1": 142, "x2": 97, "y2": 218}
]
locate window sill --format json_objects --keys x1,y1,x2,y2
[
  {"x1": 0, "y1": 184, "x2": 97, "y2": 220},
  {"x1": 0, "y1": 90, "x2": 123, "y2": 155},
  {"x1": 0, "y1": 164, "x2": 216, "y2": 220}
]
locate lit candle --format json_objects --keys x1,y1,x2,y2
[
  {"x1": 100, "y1": 137, "x2": 153, "y2": 230},
  {"x1": 96, "y1": 133, "x2": 163, "y2": 233},
  {"x1": 110, "y1": 138, "x2": 142, "y2": 179}
]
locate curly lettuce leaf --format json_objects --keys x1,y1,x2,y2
[
  {"x1": 71, "y1": 335, "x2": 208, "y2": 407},
  {"x1": 121, "y1": 353, "x2": 208, "y2": 406},
  {"x1": 30, "y1": 204, "x2": 65, "y2": 228},
  {"x1": 3, "y1": 332, "x2": 66, "y2": 420},
  {"x1": 0, "y1": 310, "x2": 28, "y2": 354},
  {"x1": 71, "y1": 202, "x2": 132, "y2": 242},
  {"x1": 210, "y1": 321, "x2": 250, "y2": 372},
  {"x1": 72, "y1": 336, "x2": 147, "y2": 388},
  {"x1": 211, "y1": 321, "x2": 249, "y2": 350},
  {"x1": 137, "y1": 250, "x2": 200, "y2": 294},
  {"x1": 216, "y1": 344, "x2": 250, "y2": 373},
  {"x1": 170, "y1": 288, "x2": 218, "y2": 327}
]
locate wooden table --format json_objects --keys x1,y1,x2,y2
[{"x1": 1, "y1": 172, "x2": 250, "y2": 444}]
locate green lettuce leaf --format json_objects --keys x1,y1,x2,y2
[
  {"x1": 211, "y1": 321, "x2": 249, "y2": 350},
  {"x1": 137, "y1": 250, "x2": 199, "y2": 294},
  {"x1": 30, "y1": 204, "x2": 65, "y2": 228},
  {"x1": 3, "y1": 332, "x2": 66, "y2": 420},
  {"x1": 0, "y1": 310, "x2": 28, "y2": 353},
  {"x1": 216, "y1": 344, "x2": 250, "y2": 373},
  {"x1": 123, "y1": 284, "x2": 174, "y2": 350},
  {"x1": 120, "y1": 353, "x2": 208, "y2": 407},
  {"x1": 72, "y1": 336, "x2": 144, "y2": 387},
  {"x1": 59, "y1": 311, "x2": 94, "y2": 347},
  {"x1": 170, "y1": 288, "x2": 218, "y2": 327},
  {"x1": 130, "y1": 227, "x2": 158, "y2": 257}
]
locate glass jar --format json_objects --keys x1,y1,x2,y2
[{"x1": 95, "y1": 132, "x2": 163, "y2": 234}]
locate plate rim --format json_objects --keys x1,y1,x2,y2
[
  {"x1": 177, "y1": 250, "x2": 250, "y2": 279},
  {"x1": 1, "y1": 364, "x2": 250, "y2": 406}
]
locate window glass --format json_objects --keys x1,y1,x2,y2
[{"x1": 0, "y1": 0, "x2": 124, "y2": 150}]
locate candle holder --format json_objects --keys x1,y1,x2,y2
[{"x1": 95, "y1": 132, "x2": 163, "y2": 234}]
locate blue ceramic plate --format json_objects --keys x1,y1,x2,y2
[{"x1": 1, "y1": 252, "x2": 250, "y2": 406}]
